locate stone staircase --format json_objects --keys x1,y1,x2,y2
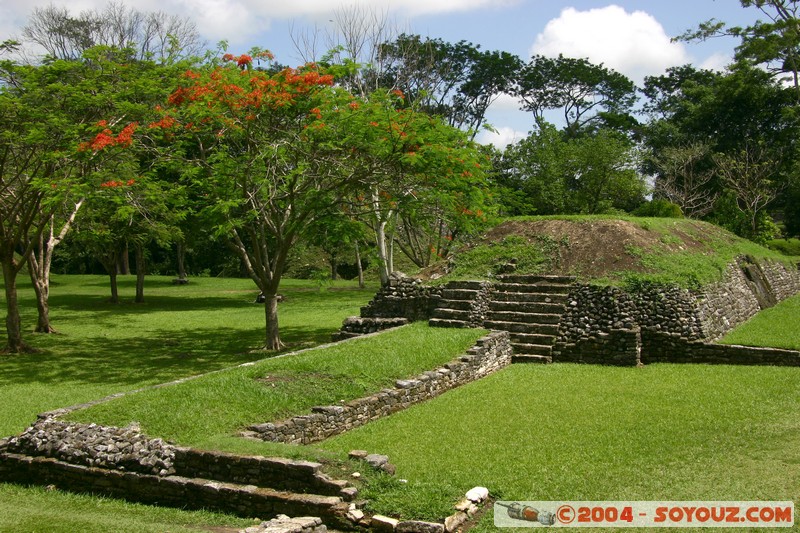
[
  {"x1": 428, "y1": 281, "x2": 490, "y2": 328},
  {"x1": 484, "y1": 275, "x2": 574, "y2": 363}
]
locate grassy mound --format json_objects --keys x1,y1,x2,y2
[{"x1": 423, "y1": 216, "x2": 798, "y2": 288}]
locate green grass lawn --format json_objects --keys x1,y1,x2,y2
[
  {"x1": 319, "y1": 363, "x2": 800, "y2": 531},
  {"x1": 0, "y1": 274, "x2": 377, "y2": 437},
  {"x1": 0, "y1": 274, "x2": 378, "y2": 532},
  {"x1": 65, "y1": 322, "x2": 486, "y2": 458},
  {"x1": 720, "y1": 294, "x2": 800, "y2": 350}
]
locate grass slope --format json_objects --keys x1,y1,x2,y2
[
  {"x1": 431, "y1": 216, "x2": 798, "y2": 288},
  {"x1": 320, "y1": 363, "x2": 800, "y2": 530},
  {"x1": 66, "y1": 322, "x2": 486, "y2": 458},
  {"x1": 720, "y1": 294, "x2": 800, "y2": 350}
]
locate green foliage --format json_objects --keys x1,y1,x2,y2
[
  {"x1": 446, "y1": 234, "x2": 568, "y2": 280},
  {"x1": 495, "y1": 124, "x2": 646, "y2": 216},
  {"x1": 377, "y1": 34, "x2": 522, "y2": 136},
  {"x1": 633, "y1": 199, "x2": 684, "y2": 218},
  {"x1": 514, "y1": 54, "x2": 638, "y2": 136},
  {"x1": 767, "y1": 237, "x2": 800, "y2": 256},
  {"x1": 708, "y1": 191, "x2": 781, "y2": 244}
]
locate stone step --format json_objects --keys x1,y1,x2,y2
[
  {"x1": 437, "y1": 299, "x2": 473, "y2": 311},
  {"x1": 440, "y1": 288, "x2": 481, "y2": 300},
  {"x1": 429, "y1": 318, "x2": 470, "y2": 329},
  {"x1": 490, "y1": 292, "x2": 570, "y2": 305},
  {"x1": 498, "y1": 274, "x2": 576, "y2": 285},
  {"x1": 331, "y1": 331, "x2": 362, "y2": 341},
  {"x1": 510, "y1": 332, "x2": 557, "y2": 346},
  {"x1": 489, "y1": 300, "x2": 565, "y2": 314},
  {"x1": 511, "y1": 354, "x2": 553, "y2": 364},
  {"x1": 484, "y1": 321, "x2": 559, "y2": 335},
  {"x1": 487, "y1": 311, "x2": 561, "y2": 324},
  {"x1": 444, "y1": 280, "x2": 489, "y2": 290},
  {"x1": 511, "y1": 342, "x2": 553, "y2": 356},
  {"x1": 431, "y1": 308, "x2": 471, "y2": 321},
  {"x1": 495, "y1": 283, "x2": 572, "y2": 295}
]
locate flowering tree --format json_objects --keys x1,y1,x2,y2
[
  {"x1": 143, "y1": 51, "x2": 491, "y2": 349},
  {"x1": 1, "y1": 46, "x2": 187, "y2": 350}
]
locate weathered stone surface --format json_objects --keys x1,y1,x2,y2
[
  {"x1": 242, "y1": 515, "x2": 327, "y2": 533},
  {"x1": 444, "y1": 512, "x2": 468, "y2": 532},
  {"x1": 365, "y1": 454, "x2": 389, "y2": 468},
  {"x1": 465, "y1": 486, "x2": 489, "y2": 502},
  {"x1": 552, "y1": 257, "x2": 800, "y2": 365},
  {"x1": 396, "y1": 520, "x2": 446, "y2": 533},
  {"x1": 371, "y1": 514, "x2": 400, "y2": 532}
]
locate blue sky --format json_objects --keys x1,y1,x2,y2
[{"x1": 1, "y1": 0, "x2": 766, "y2": 144}]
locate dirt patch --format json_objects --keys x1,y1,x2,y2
[
  {"x1": 256, "y1": 372, "x2": 334, "y2": 385},
  {"x1": 421, "y1": 218, "x2": 721, "y2": 282}
]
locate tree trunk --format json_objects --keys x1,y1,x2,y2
[
  {"x1": 355, "y1": 241, "x2": 365, "y2": 289},
  {"x1": 109, "y1": 270, "x2": 119, "y2": 304},
  {"x1": 329, "y1": 251, "x2": 338, "y2": 280},
  {"x1": 263, "y1": 291, "x2": 283, "y2": 350},
  {"x1": 119, "y1": 243, "x2": 130, "y2": 275},
  {"x1": 26, "y1": 201, "x2": 82, "y2": 334},
  {"x1": 176, "y1": 240, "x2": 187, "y2": 280},
  {"x1": 28, "y1": 257, "x2": 54, "y2": 334},
  {"x1": 134, "y1": 243, "x2": 145, "y2": 303},
  {"x1": 2, "y1": 257, "x2": 27, "y2": 353},
  {"x1": 374, "y1": 219, "x2": 390, "y2": 286}
]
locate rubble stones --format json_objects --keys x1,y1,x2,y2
[
  {"x1": 241, "y1": 515, "x2": 327, "y2": 533},
  {"x1": 2, "y1": 418, "x2": 176, "y2": 476}
]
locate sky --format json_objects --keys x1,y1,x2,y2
[{"x1": 0, "y1": 0, "x2": 767, "y2": 146}]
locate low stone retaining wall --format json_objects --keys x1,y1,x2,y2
[
  {"x1": 0, "y1": 418, "x2": 352, "y2": 498},
  {"x1": 245, "y1": 331, "x2": 512, "y2": 445},
  {"x1": 641, "y1": 332, "x2": 800, "y2": 366},
  {"x1": 332, "y1": 317, "x2": 409, "y2": 341},
  {"x1": 0, "y1": 418, "x2": 357, "y2": 528},
  {"x1": 555, "y1": 328, "x2": 642, "y2": 366},
  {"x1": 360, "y1": 274, "x2": 443, "y2": 322},
  {"x1": 0, "y1": 451, "x2": 351, "y2": 527}
]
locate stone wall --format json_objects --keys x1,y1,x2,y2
[
  {"x1": 332, "y1": 317, "x2": 409, "y2": 341},
  {"x1": 554, "y1": 257, "x2": 800, "y2": 364},
  {"x1": 642, "y1": 331, "x2": 800, "y2": 366},
  {"x1": 555, "y1": 328, "x2": 642, "y2": 366},
  {"x1": 360, "y1": 274, "x2": 442, "y2": 322},
  {"x1": 245, "y1": 331, "x2": 512, "y2": 445},
  {"x1": 0, "y1": 451, "x2": 350, "y2": 527},
  {"x1": 0, "y1": 418, "x2": 358, "y2": 527},
  {"x1": 0, "y1": 418, "x2": 353, "y2": 499}
]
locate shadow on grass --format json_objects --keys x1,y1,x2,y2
[{"x1": 0, "y1": 321, "x2": 338, "y2": 390}]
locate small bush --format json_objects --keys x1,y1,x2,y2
[
  {"x1": 633, "y1": 199, "x2": 683, "y2": 218},
  {"x1": 767, "y1": 238, "x2": 800, "y2": 257}
]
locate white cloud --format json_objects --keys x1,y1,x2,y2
[
  {"x1": 530, "y1": 5, "x2": 690, "y2": 85},
  {"x1": 477, "y1": 126, "x2": 526, "y2": 148},
  {"x1": 2, "y1": 0, "x2": 517, "y2": 49},
  {"x1": 699, "y1": 52, "x2": 732, "y2": 72}
]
